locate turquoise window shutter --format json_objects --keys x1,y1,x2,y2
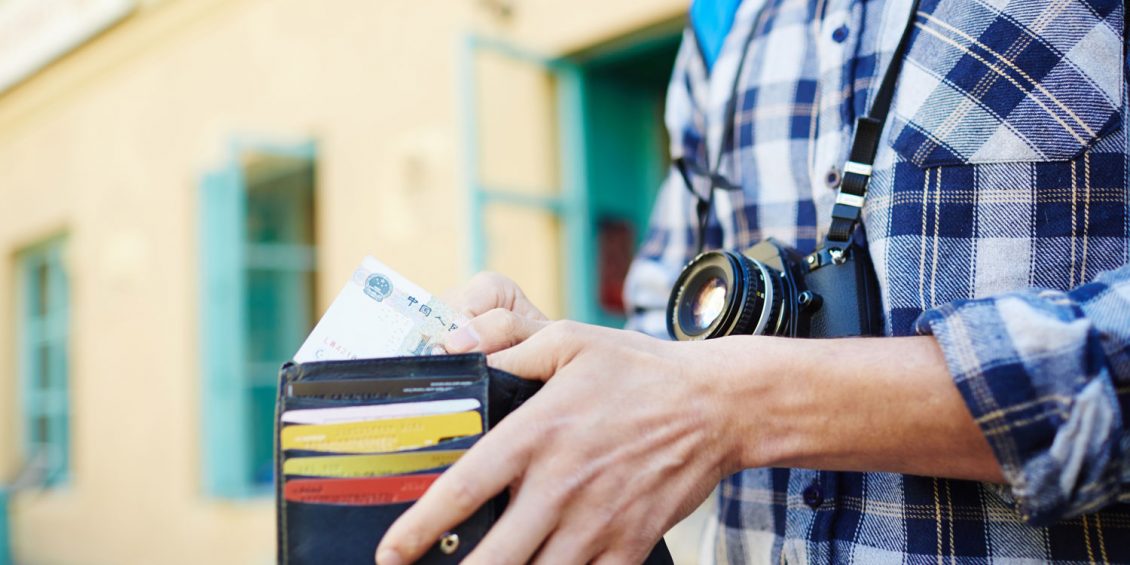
[
  {"x1": 199, "y1": 140, "x2": 316, "y2": 498},
  {"x1": 0, "y1": 488, "x2": 9, "y2": 565},
  {"x1": 7, "y1": 235, "x2": 72, "y2": 562},
  {"x1": 243, "y1": 159, "x2": 316, "y2": 486},
  {"x1": 199, "y1": 165, "x2": 251, "y2": 498},
  {"x1": 17, "y1": 237, "x2": 70, "y2": 487},
  {"x1": 44, "y1": 242, "x2": 69, "y2": 485}
]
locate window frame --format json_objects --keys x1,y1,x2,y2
[
  {"x1": 16, "y1": 234, "x2": 71, "y2": 488},
  {"x1": 198, "y1": 139, "x2": 316, "y2": 498},
  {"x1": 461, "y1": 32, "x2": 679, "y2": 326}
]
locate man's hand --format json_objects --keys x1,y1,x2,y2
[
  {"x1": 376, "y1": 322, "x2": 743, "y2": 564},
  {"x1": 378, "y1": 270, "x2": 1002, "y2": 564},
  {"x1": 443, "y1": 272, "x2": 550, "y2": 354},
  {"x1": 375, "y1": 323, "x2": 1004, "y2": 564}
]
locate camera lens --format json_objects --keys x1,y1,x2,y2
[
  {"x1": 667, "y1": 250, "x2": 786, "y2": 340},
  {"x1": 690, "y1": 276, "x2": 727, "y2": 331},
  {"x1": 675, "y1": 266, "x2": 729, "y2": 335}
]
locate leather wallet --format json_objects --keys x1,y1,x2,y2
[{"x1": 276, "y1": 353, "x2": 673, "y2": 564}]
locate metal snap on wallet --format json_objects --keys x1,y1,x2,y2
[{"x1": 276, "y1": 353, "x2": 673, "y2": 564}]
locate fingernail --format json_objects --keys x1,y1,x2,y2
[
  {"x1": 376, "y1": 548, "x2": 403, "y2": 565},
  {"x1": 445, "y1": 326, "x2": 480, "y2": 353}
]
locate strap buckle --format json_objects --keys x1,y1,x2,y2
[
  {"x1": 842, "y1": 160, "x2": 873, "y2": 178},
  {"x1": 834, "y1": 191, "x2": 866, "y2": 208}
]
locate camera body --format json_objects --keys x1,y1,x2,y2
[{"x1": 667, "y1": 236, "x2": 883, "y2": 340}]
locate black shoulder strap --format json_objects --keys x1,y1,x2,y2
[{"x1": 826, "y1": 0, "x2": 923, "y2": 243}]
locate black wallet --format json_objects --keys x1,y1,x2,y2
[{"x1": 276, "y1": 353, "x2": 674, "y2": 564}]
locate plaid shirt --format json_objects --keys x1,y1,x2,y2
[{"x1": 624, "y1": 0, "x2": 1130, "y2": 562}]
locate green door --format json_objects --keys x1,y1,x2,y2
[
  {"x1": 463, "y1": 30, "x2": 681, "y2": 327},
  {"x1": 574, "y1": 34, "x2": 681, "y2": 327}
]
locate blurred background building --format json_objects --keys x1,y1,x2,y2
[{"x1": 0, "y1": 0, "x2": 702, "y2": 562}]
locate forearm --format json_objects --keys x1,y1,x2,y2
[{"x1": 705, "y1": 335, "x2": 1004, "y2": 483}]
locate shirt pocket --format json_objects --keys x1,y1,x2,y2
[{"x1": 887, "y1": 0, "x2": 1124, "y2": 167}]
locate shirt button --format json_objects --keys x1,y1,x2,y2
[
  {"x1": 832, "y1": 25, "x2": 850, "y2": 43},
  {"x1": 803, "y1": 483, "x2": 823, "y2": 508},
  {"x1": 824, "y1": 167, "x2": 841, "y2": 189}
]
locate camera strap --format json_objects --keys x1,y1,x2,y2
[
  {"x1": 678, "y1": 0, "x2": 922, "y2": 252},
  {"x1": 826, "y1": 0, "x2": 922, "y2": 243}
]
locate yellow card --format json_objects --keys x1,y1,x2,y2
[
  {"x1": 280, "y1": 411, "x2": 481, "y2": 453},
  {"x1": 283, "y1": 450, "x2": 466, "y2": 478}
]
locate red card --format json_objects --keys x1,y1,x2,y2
[{"x1": 284, "y1": 474, "x2": 441, "y2": 505}]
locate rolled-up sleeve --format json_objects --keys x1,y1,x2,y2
[{"x1": 915, "y1": 263, "x2": 1130, "y2": 526}]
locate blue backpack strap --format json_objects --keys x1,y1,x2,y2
[{"x1": 689, "y1": 0, "x2": 742, "y2": 72}]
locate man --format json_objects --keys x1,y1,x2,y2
[{"x1": 377, "y1": 0, "x2": 1130, "y2": 562}]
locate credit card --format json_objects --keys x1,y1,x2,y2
[
  {"x1": 281, "y1": 399, "x2": 481, "y2": 425},
  {"x1": 287, "y1": 377, "x2": 479, "y2": 399},
  {"x1": 280, "y1": 411, "x2": 482, "y2": 453},
  {"x1": 283, "y1": 450, "x2": 465, "y2": 478},
  {"x1": 284, "y1": 474, "x2": 440, "y2": 505}
]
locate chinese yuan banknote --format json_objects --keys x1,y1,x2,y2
[{"x1": 292, "y1": 257, "x2": 467, "y2": 363}]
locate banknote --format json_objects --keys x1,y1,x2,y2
[{"x1": 293, "y1": 256, "x2": 467, "y2": 363}]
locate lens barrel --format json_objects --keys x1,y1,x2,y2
[{"x1": 667, "y1": 250, "x2": 786, "y2": 340}]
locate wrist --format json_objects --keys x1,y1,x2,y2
[{"x1": 691, "y1": 335, "x2": 803, "y2": 473}]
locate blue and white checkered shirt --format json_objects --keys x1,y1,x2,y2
[{"x1": 624, "y1": 0, "x2": 1130, "y2": 561}]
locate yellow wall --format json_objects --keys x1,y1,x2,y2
[{"x1": 0, "y1": 0, "x2": 686, "y2": 563}]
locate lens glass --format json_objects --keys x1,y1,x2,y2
[{"x1": 690, "y1": 276, "x2": 727, "y2": 331}]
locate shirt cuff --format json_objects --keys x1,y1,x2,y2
[{"x1": 914, "y1": 289, "x2": 1124, "y2": 526}]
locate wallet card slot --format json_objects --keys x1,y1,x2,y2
[
  {"x1": 277, "y1": 413, "x2": 481, "y2": 456},
  {"x1": 287, "y1": 376, "x2": 481, "y2": 399},
  {"x1": 286, "y1": 382, "x2": 476, "y2": 399},
  {"x1": 282, "y1": 499, "x2": 491, "y2": 565},
  {"x1": 281, "y1": 434, "x2": 480, "y2": 461},
  {"x1": 283, "y1": 471, "x2": 442, "y2": 506},
  {"x1": 277, "y1": 355, "x2": 532, "y2": 564},
  {"x1": 282, "y1": 380, "x2": 486, "y2": 408},
  {"x1": 281, "y1": 437, "x2": 475, "y2": 483},
  {"x1": 283, "y1": 468, "x2": 454, "y2": 480},
  {"x1": 280, "y1": 434, "x2": 482, "y2": 458},
  {"x1": 283, "y1": 353, "x2": 491, "y2": 383}
]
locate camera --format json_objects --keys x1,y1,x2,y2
[{"x1": 667, "y1": 236, "x2": 884, "y2": 340}]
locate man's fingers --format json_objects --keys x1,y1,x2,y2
[
  {"x1": 591, "y1": 549, "x2": 641, "y2": 565},
  {"x1": 445, "y1": 308, "x2": 549, "y2": 354},
  {"x1": 454, "y1": 272, "x2": 510, "y2": 317},
  {"x1": 462, "y1": 477, "x2": 562, "y2": 565},
  {"x1": 530, "y1": 522, "x2": 603, "y2": 565},
  {"x1": 374, "y1": 427, "x2": 531, "y2": 564},
  {"x1": 456, "y1": 272, "x2": 548, "y2": 320}
]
